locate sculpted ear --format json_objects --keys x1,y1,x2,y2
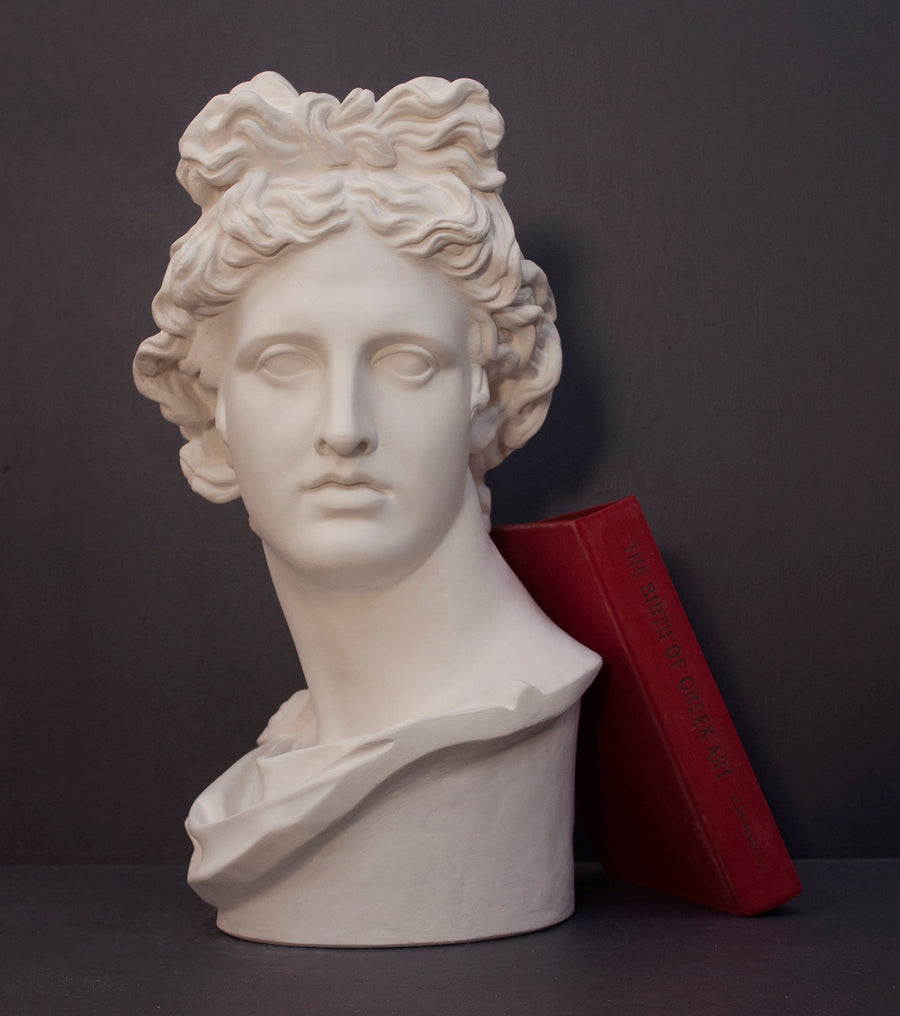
[
  {"x1": 206, "y1": 394, "x2": 236, "y2": 477},
  {"x1": 215, "y1": 397, "x2": 230, "y2": 455},
  {"x1": 471, "y1": 408, "x2": 503, "y2": 455},
  {"x1": 178, "y1": 422, "x2": 240, "y2": 503},
  {"x1": 469, "y1": 364, "x2": 499, "y2": 453}
]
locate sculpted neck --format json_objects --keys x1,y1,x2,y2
[{"x1": 262, "y1": 478, "x2": 585, "y2": 745}]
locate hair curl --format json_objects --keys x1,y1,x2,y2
[{"x1": 133, "y1": 72, "x2": 561, "y2": 521}]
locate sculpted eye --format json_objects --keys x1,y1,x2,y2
[
  {"x1": 372, "y1": 345, "x2": 437, "y2": 385},
  {"x1": 256, "y1": 346, "x2": 319, "y2": 380}
]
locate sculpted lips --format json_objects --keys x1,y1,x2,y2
[{"x1": 305, "y1": 474, "x2": 390, "y2": 493}]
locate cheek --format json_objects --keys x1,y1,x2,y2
[
  {"x1": 385, "y1": 376, "x2": 472, "y2": 448},
  {"x1": 385, "y1": 398, "x2": 473, "y2": 502},
  {"x1": 224, "y1": 378, "x2": 312, "y2": 453},
  {"x1": 219, "y1": 396, "x2": 302, "y2": 511}
]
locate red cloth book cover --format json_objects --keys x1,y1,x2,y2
[{"x1": 492, "y1": 496, "x2": 801, "y2": 915}]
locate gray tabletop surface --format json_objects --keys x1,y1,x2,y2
[{"x1": 1, "y1": 860, "x2": 897, "y2": 1015}]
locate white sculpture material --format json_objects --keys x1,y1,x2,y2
[{"x1": 134, "y1": 73, "x2": 601, "y2": 946}]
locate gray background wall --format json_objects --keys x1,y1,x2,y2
[{"x1": 2, "y1": 1, "x2": 897, "y2": 863}]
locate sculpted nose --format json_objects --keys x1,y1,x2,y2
[{"x1": 314, "y1": 365, "x2": 377, "y2": 457}]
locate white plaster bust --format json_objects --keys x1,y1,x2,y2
[{"x1": 134, "y1": 73, "x2": 601, "y2": 946}]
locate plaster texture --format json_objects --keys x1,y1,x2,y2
[{"x1": 134, "y1": 73, "x2": 600, "y2": 945}]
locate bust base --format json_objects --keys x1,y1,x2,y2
[
  {"x1": 189, "y1": 685, "x2": 588, "y2": 947},
  {"x1": 216, "y1": 902, "x2": 576, "y2": 949}
]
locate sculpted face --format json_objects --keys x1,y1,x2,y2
[{"x1": 216, "y1": 227, "x2": 479, "y2": 591}]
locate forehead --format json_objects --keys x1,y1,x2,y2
[{"x1": 230, "y1": 227, "x2": 470, "y2": 349}]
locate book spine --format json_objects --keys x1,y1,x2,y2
[{"x1": 579, "y1": 498, "x2": 800, "y2": 913}]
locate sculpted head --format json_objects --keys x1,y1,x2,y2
[{"x1": 134, "y1": 73, "x2": 561, "y2": 531}]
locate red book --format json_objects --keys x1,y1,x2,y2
[{"x1": 492, "y1": 496, "x2": 801, "y2": 915}]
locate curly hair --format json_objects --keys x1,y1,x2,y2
[{"x1": 133, "y1": 72, "x2": 561, "y2": 521}]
